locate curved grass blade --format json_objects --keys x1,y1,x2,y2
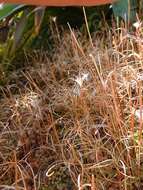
[{"x1": 0, "y1": 4, "x2": 25, "y2": 21}]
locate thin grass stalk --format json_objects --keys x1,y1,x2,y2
[
  {"x1": 91, "y1": 174, "x2": 97, "y2": 190},
  {"x1": 83, "y1": 7, "x2": 93, "y2": 48},
  {"x1": 13, "y1": 150, "x2": 18, "y2": 190}
]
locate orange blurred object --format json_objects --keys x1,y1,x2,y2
[{"x1": 2, "y1": 0, "x2": 116, "y2": 6}]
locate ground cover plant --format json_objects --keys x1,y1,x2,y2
[{"x1": 0, "y1": 14, "x2": 143, "y2": 189}]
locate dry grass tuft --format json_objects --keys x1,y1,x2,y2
[{"x1": 0, "y1": 22, "x2": 143, "y2": 190}]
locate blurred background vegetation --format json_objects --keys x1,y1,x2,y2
[{"x1": 0, "y1": 0, "x2": 142, "y2": 83}]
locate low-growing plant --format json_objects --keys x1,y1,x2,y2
[{"x1": 0, "y1": 17, "x2": 143, "y2": 189}]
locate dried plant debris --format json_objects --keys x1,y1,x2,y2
[{"x1": 0, "y1": 26, "x2": 143, "y2": 190}]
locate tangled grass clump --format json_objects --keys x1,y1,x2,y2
[{"x1": 0, "y1": 22, "x2": 143, "y2": 190}]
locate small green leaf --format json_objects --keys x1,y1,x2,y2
[{"x1": 0, "y1": 4, "x2": 25, "y2": 21}]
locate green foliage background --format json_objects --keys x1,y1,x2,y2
[{"x1": 0, "y1": 0, "x2": 141, "y2": 75}]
